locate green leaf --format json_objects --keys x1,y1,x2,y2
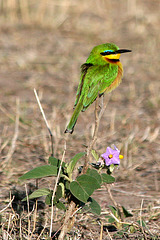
[
  {"x1": 55, "y1": 185, "x2": 62, "y2": 201},
  {"x1": 88, "y1": 197, "x2": 101, "y2": 215},
  {"x1": 109, "y1": 205, "x2": 117, "y2": 215},
  {"x1": 67, "y1": 152, "x2": 86, "y2": 174},
  {"x1": 101, "y1": 173, "x2": 115, "y2": 184},
  {"x1": 122, "y1": 206, "x2": 133, "y2": 217},
  {"x1": 45, "y1": 185, "x2": 62, "y2": 205},
  {"x1": 45, "y1": 193, "x2": 66, "y2": 210},
  {"x1": 105, "y1": 215, "x2": 116, "y2": 223},
  {"x1": 65, "y1": 180, "x2": 70, "y2": 190},
  {"x1": 22, "y1": 188, "x2": 50, "y2": 201},
  {"x1": 108, "y1": 217, "x2": 116, "y2": 223},
  {"x1": 86, "y1": 168, "x2": 102, "y2": 185},
  {"x1": 55, "y1": 201, "x2": 66, "y2": 210},
  {"x1": 19, "y1": 165, "x2": 59, "y2": 180},
  {"x1": 91, "y1": 149, "x2": 100, "y2": 161},
  {"x1": 45, "y1": 191, "x2": 53, "y2": 205},
  {"x1": 48, "y1": 156, "x2": 66, "y2": 168},
  {"x1": 70, "y1": 174, "x2": 100, "y2": 203}
]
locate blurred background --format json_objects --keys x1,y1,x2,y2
[{"x1": 0, "y1": 0, "x2": 159, "y2": 236}]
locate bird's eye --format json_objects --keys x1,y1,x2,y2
[
  {"x1": 100, "y1": 50, "x2": 113, "y2": 56},
  {"x1": 100, "y1": 52, "x2": 107, "y2": 56}
]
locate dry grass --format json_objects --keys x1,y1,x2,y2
[
  {"x1": 0, "y1": 0, "x2": 72, "y2": 27},
  {"x1": 0, "y1": 0, "x2": 160, "y2": 239}
]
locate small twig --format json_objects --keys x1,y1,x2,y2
[
  {"x1": 99, "y1": 220, "x2": 103, "y2": 240},
  {"x1": 110, "y1": 211, "x2": 121, "y2": 223},
  {"x1": 51, "y1": 225, "x2": 63, "y2": 239},
  {"x1": 49, "y1": 141, "x2": 66, "y2": 237},
  {"x1": 25, "y1": 184, "x2": 31, "y2": 240},
  {"x1": 105, "y1": 227, "x2": 113, "y2": 240},
  {"x1": 109, "y1": 211, "x2": 134, "y2": 227},
  {"x1": 7, "y1": 214, "x2": 11, "y2": 235},
  {"x1": 70, "y1": 206, "x2": 82, "y2": 217},
  {"x1": 139, "y1": 199, "x2": 144, "y2": 227},
  {"x1": 30, "y1": 200, "x2": 38, "y2": 239},
  {"x1": 10, "y1": 192, "x2": 18, "y2": 221},
  {"x1": 3, "y1": 98, "x2": 20, "y2": 168},
  {"x1": 0, "y1": 196, "x2": 15, "y2": 214},
  {"x1": 106, "y1": 184, "x2": 118, "y2": 208},
  {"x1": 34, "y1": 88, "x2": 54, "y2": 157},
  {"x1": 0, "y1": 138, "x2": 10, "y2": 154},
  {"x1": 19, "y1": 218, "x2": 22, "y2": 240},
  {"x1": 37, "y1": 216, "x2": 48, "y2": 240},
  {"x1": 139, "y1": 199, "x2": 148, "y2": 240}
]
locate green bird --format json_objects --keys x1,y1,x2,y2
[{"x1": 65, "y1": 43, "x2": 131, "y2": 134}]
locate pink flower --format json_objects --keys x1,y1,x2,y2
[{"x1": 101, "y1": 146, "x2": 123, "y2": 166}]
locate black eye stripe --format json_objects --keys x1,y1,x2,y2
[{"x1": 100, "y1": 51, "x2": 113, "y2": 56}]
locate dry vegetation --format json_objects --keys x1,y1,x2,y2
[{"x1": 0, "y1": 0, "x2": 160, "y2": 239}]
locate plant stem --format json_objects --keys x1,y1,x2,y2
[
  {"x1": 83, "y1": 95, "x2": 109, "y2": 173},
  {"x1": 50, "y1": 142, "x2": 66, "y2": 237}
]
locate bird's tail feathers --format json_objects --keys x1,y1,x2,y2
[{"x1": 64, "y1": 101, "x2": 83, "y2": 134}]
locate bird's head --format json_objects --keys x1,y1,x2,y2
[{"x1": 86, "y1": 43, "x2": 131, "y2": 65}]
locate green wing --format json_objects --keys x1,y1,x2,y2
[
  {"x1": 82, "y1": 65, "x2": 118, "y2": 110},
  {"x1": 74, "y1": 63, "x2": 93, "y2": 107}
]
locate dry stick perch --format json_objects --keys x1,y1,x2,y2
[{"x1": 83, "y1": 95, "x2": 109, "y2": 174}]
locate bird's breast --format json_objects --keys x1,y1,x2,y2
[
  {"x1": 104, "y1": 62, "x2": 123, "y2": 94},
  {"x1": 112, "y1": 63, "x2": 123, "y2": 89}
]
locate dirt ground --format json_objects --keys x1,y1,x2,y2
[{"x1": 0, "y1": 0, "x2": 160, "y2": 239}]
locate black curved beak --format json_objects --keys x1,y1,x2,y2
[
  {"x1": 100, "y1": 49, "x2": 132, "y2": 56},
  {"x1": 114, "y1": 49, "x2": 132, "y2": 54}
]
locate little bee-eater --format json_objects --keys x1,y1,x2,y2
[{"x1": 65, "y1": 43, "x2": 131, "y2": 133}]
